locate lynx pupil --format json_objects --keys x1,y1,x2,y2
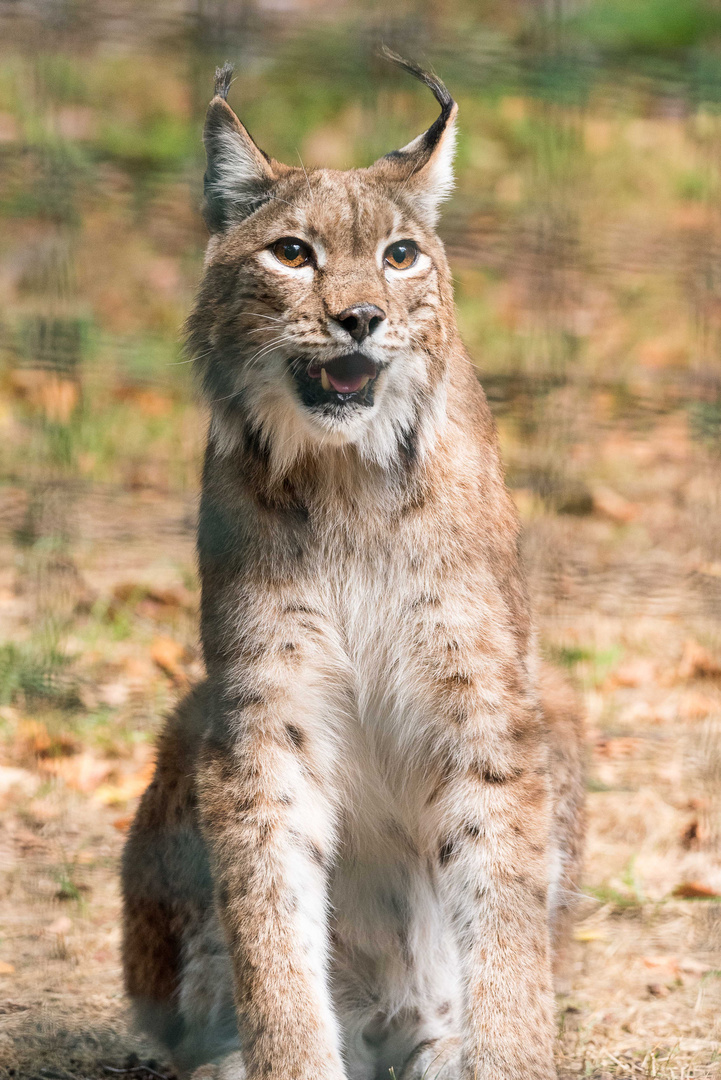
[
  {"x1": 273, "y1": 238, "x2": 310, "y2": 267},
  {"x1": 385, "y1": 240, "x2": 418, "y2": 270}
]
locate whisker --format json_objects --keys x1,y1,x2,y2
[
  {"x1": 211, "y1": 191, "x2": 295, "y2": 209},
  {"x1": 296, "y1": 148, "x2": 314, "y2": 202},
  {"x1": 185, "y1": 348, "x2": 215, "y2": 363},
  {"x1": 243, "y1": 337, "x2": 289, "y2": 372},
  {"x1": 209, "y1": 390, "x2": 242, "y2": 405},
  {"x1": 246, "y1": 339, "x2": 286, "y2": 361},
  {"x1": 265, "y1": 193, "x2": 295, "y2": 208}
]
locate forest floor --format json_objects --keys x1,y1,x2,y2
[{"x1": 0, "y1": 412, "x2": 720, "y2": 1080}]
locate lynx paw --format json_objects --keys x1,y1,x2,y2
[
  {"x1": 400, "y1": 1036, "x2": 461, "y2": 1080},
  {"x1": 189, "y1": 1051, "x2": 245, "y2": 1080}
]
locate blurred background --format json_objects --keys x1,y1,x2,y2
[{"x1": 0, "y1": 1, "x2": 720, "y2": 1077}]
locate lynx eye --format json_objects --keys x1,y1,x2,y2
[
  {"x1": 271, "y1": 237, "x2": 312, "y2": 268},
  {"x1": 384, "y1": 240, "x2": 419, "y2": 270}
]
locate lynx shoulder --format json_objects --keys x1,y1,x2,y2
[{"x1": 122, "y1": 54, "x2": 585, "y2": 1080}]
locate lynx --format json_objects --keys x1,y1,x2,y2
[{"x1": 122, "y1": 55, "x2": 585, "y2": 1080}]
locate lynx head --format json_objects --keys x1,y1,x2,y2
[{"x1": 187, "y1": 54, "x2": 458, "y2": 476}]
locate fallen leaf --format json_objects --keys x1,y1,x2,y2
[
  {"x1": 679, "y1": 691, "x2": 718, "y2": 720},
  {"x1": 98, "y1": 680, "x2": 130, "y2": 708},
  {"x1": 46, "y1": 915, "x2": 72, "y2": 936},
  {"x1": 13, "y1": 827, "x2": 50, "y2": 854},
  {"x1": 125, "y1": 461, "x2": 169, "y2": 492},
  {"x1": 16, "y1": 720, "x2": 80, "y2": 761},
  {"x1": 9, "y1": 369, "x2": 78, "y2": 422},
  {"x1": 594, "y1": 736, "x2": 643, "y2": 758},
  {"x1": 16, "y1": 719, "x2": 51, "y2": 757},
  {"x1": 619, "y1": 700, "x2": 671, "y2": 725},
  {"x1": 671, "y1": 204, "x2": 710, "y2": 230},
  {"x1": 592, "y1": 485, "x2": 638, "y2": 524},
  {"x1": 113, "y1": 581, "x2": 194, "y2": 612},
  {"x1": 119, "y1": 655, "x2": 157, "y2": 686},
  {"x1": 57, "y1": 879, "x2": 90, "y2": 900},
  {"x1": 113, "y1": 385, "x2": 174, "y2": 417},
  {"x1": 642, "y1": 955, "x2": 680, "y2": 975},
  {"x1": 698, "y1": 560, "x2": 721, "y2": 578},
  {"x1": 606, "y1": 658, "x2": 656, "y2": 688},
  {"x1": 637, "y1": 334, "x2": 689, "y2": 370},
  {"x1": 679, "y1": 957, "x2": 713, "y2": 976},
  {"x1": 56, "y1": 105, "x2": 96, "y2": 140},
  {"x1": 0, "y1": 962, "x2": 15, "y2": 975},
  {"x1": 672, "y1": 881, "x2": 721, "y2": 899},
  {"x1": 0, "y1": 112, "x2": 18, "y2": 142},
  {"x1": 112, "y1": 815, "x2": 133, "y2": 832},
  {"x1": 26, "y1": 797, "x2": 60, "y2": 824},
  {"x1": 151, "y1": 636, "x2": 189, "y2": 686},
  {"x1": 678, "y1": 1038, "x2": 721, "y2": 1053},
  {"x1": 94, "y1": 759, "x2": 155, "y2": 806},
  {"x1": 680, "y1": 817, "x2": 709, "y2": 850},
  {"x1": 0, "y1": 765, "x2": 40, "y2": 800},
  {"x1": 510, "y1": 488, "x2": 538, "y2": 518},
  {"x1": 574, "y1": 928, "x2": 606, "y2": 942},
  {"x1": 677, "y1": 639, "x2": 721, "y2": 681},
  {"x1": 39, "y1": 751, "x2": 115, "y2": 793}
]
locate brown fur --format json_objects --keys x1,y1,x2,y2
[{"x1": 122, "y1": 57, "x2": 585, "y2": 1080}]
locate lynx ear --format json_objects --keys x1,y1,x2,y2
[
  {"x1": 371, "y1": 52, "x2": 457, "y2": 228},
  {"x1": 203, "y1": 63, "x2": 280, "y2": 232}
]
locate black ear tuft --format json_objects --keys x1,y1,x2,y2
[
  {"x1": 380, "y1": 47, "x2": 455, "y2": 153},
  {"x1": 380, "y1": 48, "x2": 453, "y2": 114},
  {"x1": 214, "y1": 62, "x2": 234, "y2": 102},
  {"x1": 370, "y1": 49, "x2": 458, "y2": 226},
  {"x1": 202, "y1": 73, "x2": 277, "y2": 233}
]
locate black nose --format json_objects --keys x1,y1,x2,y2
[{"x1": 336, "y1": 304, "x2": 386, "y2": 343}]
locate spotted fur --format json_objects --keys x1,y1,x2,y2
[{"x1": 122, "y1": 56, "x2": 585, "y2": 1080}]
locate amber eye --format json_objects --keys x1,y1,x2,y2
[
  {"x1": 384, "y1": 240, "x2": 419, "y2": 270},
  {"x1": 271, "y1": 237, "x2": 311, "y2": 268}
]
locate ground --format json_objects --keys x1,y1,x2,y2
[
  {"x1": 1, "y1": 4, "x2": 721, "y2": 1076},
  {"x1": 0, "y1": 410, "x2": 719, "y2": 1080}
]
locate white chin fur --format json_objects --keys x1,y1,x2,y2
[{"x1": 210, "y1": 347, "x2": 446, "y2": 477}]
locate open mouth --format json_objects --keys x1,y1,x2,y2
[{"x1": 291, "y1": 353, "x2": 379, "y2": 410}]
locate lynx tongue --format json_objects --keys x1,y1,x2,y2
[{"x1": 316, "y1": 355, "x2": 377, "y2": 394}]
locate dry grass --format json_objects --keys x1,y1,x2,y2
[
  {"x1": 0, "y1": 11, "x2": 720, "y2": 1077},
  {"x1": 0, "y1": 412, "x2": 718, "y2": 1079}
]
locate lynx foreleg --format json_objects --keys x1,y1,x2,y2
[
  {"x1": 432, "y1": 748, "x2": 556, "y2": 1080},
  {"x1": 196, "y1": 675, "x2": 346, "y2": 1080}
]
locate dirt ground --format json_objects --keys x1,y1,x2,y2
[
  {"x1": 1, "y1": 4, "x2": 721, "y2": 1076},
  {"x1": 0, "y1": 414, "x2": 720, "y2": 1080}
]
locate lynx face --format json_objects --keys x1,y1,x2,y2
[{"x1": 188, "y1": 61, "x2": 458, "y2": 473}]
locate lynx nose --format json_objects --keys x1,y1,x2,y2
[{"x1": 336, "y1": 304, "x2": 386, "y2": 343}]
